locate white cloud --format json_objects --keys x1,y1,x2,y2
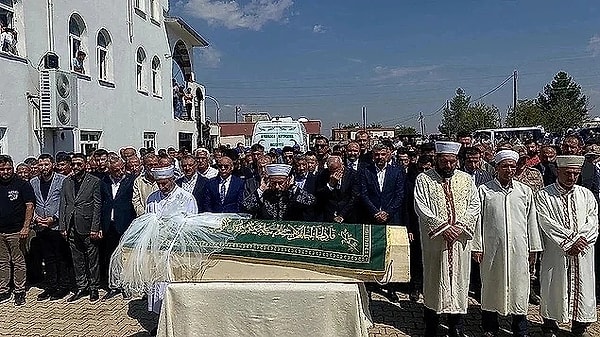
[
  {"x1": 312, "y1": 24, "x2": 325, "y2": 34},
  {"x1": 198, "y1": 47, "x2": 222, "y2": 68},
  {"x1": 346, "y1": 58, "x2": 363, "y2": 63},
  {"x1": 372, "y1": 65, "x2": 438, "y2": 80},
  {"x1": 588, "y1": 35, "x2": 600, "y2": 57},
  {"x1": 178, "y1": 0, "x2": 294, "y2": 31}
]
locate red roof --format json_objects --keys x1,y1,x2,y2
[{"x1": 219, "y1": 120, "x2": 321, "y2": 137}]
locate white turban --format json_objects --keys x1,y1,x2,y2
[
  {"x1": 494, "y1": 150, "x2": 519, "y2": 164},
  {"x1": 435, "y1": 141, "x2": 461, "y2": 155},
  {"x1": 151, "y1": 165, "x2": 175, "y2": 179},
  {"x1": 265, "y1": 164, "x2": 292, "y2": 177},
  {"x1": 556, "y1": 155, "x2": 585, "y2": 168}
]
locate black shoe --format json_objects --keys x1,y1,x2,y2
[
  {"x1": 122, "y1": 290, "x2": 132, "y2": 300},
  {"x1": 102, "y1": 289, "x2": 120, "y2": 301},
  {"x1": 50, "y1": 289, "x2": 69, "y2": 302},
  {"x1": 409, "y1": 289, "x2": 421, "y2": 302},
  {"x1": 387, "y1": 290, "x2": 400, "y2": 303},
  {"x1": 37, "y1": 290, "x2": 53, "y2": 301},
  {"x1": 529, "y1": 293, "x2": 540, "y2": 305},
  {"x1": 0, "y1": 292, "x2": 10, "y2": 304},
  {"x1": 67, "y1": 289, "x2": 90, "y2": 303},
  {"x1": 149, "y1": 327, "x2": 158, "y2": 336},
  {"x1": 14, "y1": 292, "x2": 25, "y2": 306},
  {"x1": 449, "y1": 328, "x2": 466, "y2": 337},
  {"x1": 89, "y1": 289, "x2": 99, "y2": 303}
]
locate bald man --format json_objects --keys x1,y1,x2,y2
[{"x1": 203, "y1": 157, "x2": 245, "y2": 213}]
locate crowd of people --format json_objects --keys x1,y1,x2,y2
[{"x1": 0, "y1": 129, "x2": 598, "y2": 337}]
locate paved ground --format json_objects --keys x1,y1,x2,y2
[{"x1": 0, "y1": 286, "x2": 598, "y2": 336}]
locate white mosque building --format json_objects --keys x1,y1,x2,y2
[{"x1": 0, "y1": 0, "x2": 210, "y2": 161}]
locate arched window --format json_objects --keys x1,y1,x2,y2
[
  {"x1": 136, "y1": 47, "x2": 147, "y2": 91},
  {"x1": 96, "y1": 29, "x2": 112, "y2": 82},
  {"x1": 69, "y1": 14, "x2": 87, "y2": 74},
  {"x1": 151, "y1": 56, "x2": 161, "y2": 96}
]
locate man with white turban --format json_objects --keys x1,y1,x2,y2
[
  {"x1": 473, "y1": 150, "x2": 542, "y2": 337},
  {"x1": 535, "y1": 155, "x2": 598, "y2": 337},
  {"x1": 414, "y1": 141, "x2": 480, "y2": 337},
  {"x1": 242, "y1": 164, "x2": 315, "y2": 220}
]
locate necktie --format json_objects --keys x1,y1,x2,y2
[
  {"x1": 219, "y1": 179, "x2": 226, "y2": 204},
  {"x1": 347, "y1": 161, "x2": 354, "y2": 170}
]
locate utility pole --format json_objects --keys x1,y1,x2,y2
[
  {"x1": 235, "y1": 106, "x2": 241, "y2": 123},
  {"x1": 362, "y1": 106, "x2": 367, "y2": 130},
  {"x1": 513, "y1": 69, "x2": 518, "y2": 116},
  {"x1": 418, "y1": 111, "x2": 425, "y2": 135}
]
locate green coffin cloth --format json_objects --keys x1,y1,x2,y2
[{"x1": 217, "y1": 219, "x2": 387, "y2": 272}]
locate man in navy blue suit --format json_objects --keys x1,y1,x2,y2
[
  {"x1": 360, "y1": 143, "x2": 405, "y2": 302},
  {"x1": 175, "y1": 155, "x2": 208, "y2": 212},
  {"x1": 203, "y1": 156, "x2": 244, "y2": 213},
  {"x1": 360, "y1": 143, "x2": 405, "y2": 225},
  {"x1": 99, "y1": 156, "x2": 136, "y2": 299}
]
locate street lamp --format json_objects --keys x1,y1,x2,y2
[{"x1": 205, "y1": 94, "x2": 220, "y2": 123}]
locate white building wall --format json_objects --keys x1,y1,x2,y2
[{"x1": 0, "y1": 0, "x2": 201, "y2": 162}]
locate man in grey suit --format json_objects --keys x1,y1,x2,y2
[
  {"x1": 31, "y1": 154, "x2": 70, "y2": 302},
  {"x1": 59, "y1": 153, "x2": 102, "y2": 303}
]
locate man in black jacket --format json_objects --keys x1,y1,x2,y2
[
  {"x1": 100, "y1": 157, "x2": 136, "y2": 299},
  {"x1": 59, "y1": 153, "x2": 102, "y2": 303},
  {"x1": 314, "y1": 156, "x2": 359, "y2": 223}
]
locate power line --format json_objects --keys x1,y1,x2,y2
[{"x1": 472, "y1": 74, "x2": 514, "y2": 103}]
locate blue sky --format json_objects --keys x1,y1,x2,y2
[{"x1": 171, "y1": 0, "x2": 600, "y2": 133}]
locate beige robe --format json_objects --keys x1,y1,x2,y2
[
  {"x1": 535, "y1": 183, "x2": 598, "y2": 323},
  {"x1": 473, "y1": 179, "x2": 542, "y2": 316},
  {"x1": 414, "y1": 169, "x2": 480, "y2": 314}
]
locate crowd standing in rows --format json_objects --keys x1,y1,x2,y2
[{"x1": 0, "y1": 130, "x2": 598, "y2": 337}]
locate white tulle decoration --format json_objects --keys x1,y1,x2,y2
[{"x1": 109, "y1": 200, "x2": 249, "y2": 296}]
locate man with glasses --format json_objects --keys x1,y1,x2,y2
[{"x1": 203, "y1": 156, "x2": 244, "y2": 213}]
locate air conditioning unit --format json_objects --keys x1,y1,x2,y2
[{"x1": 40, "y1": 69, "x2": 78, "y2": 129}]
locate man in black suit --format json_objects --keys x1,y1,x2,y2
[
  {"x1": 293, "y1": 155, "x2": 318, "y2": 221},
  {"x1": 176, "y1": 155, "x2": 208, "y2": 212},
  {"x1": 243, "y1": 154, "x2": 272, "y2": 202},
  {"x1": 355, "y1": 130, "x2": 373, "y2": 165},
  {"x1": 203, "y1": 156, "x2": 244, "y2": 213},
  {"x1": 359, "y1": 143, "x2": 406, "y2": 302},
  {"x1": 315, "y1": 156, "x2": 359, "y2": 223},
  {"x1": 100, "y1": 157, "x2": 136, "y2": 300},
  {"x1": 59, "y1": 153, "x2": 102, "y2": 303},
  {"x1": 344, "y1": 141, "x2": 367, "y2": 172}
]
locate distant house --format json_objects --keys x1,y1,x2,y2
[
  {"x1": 331, "y1": 127, "x2": 396, "y2": 143},
  {"x1": 0, "y1": 0, "x2": 210, "y2": 159}
]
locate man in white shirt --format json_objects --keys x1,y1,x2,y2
[{"x1": 194, "y1": 148, "x2": 218, "y2": 179}]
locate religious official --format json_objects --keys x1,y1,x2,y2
[
  {"x1": 473, "y1": 150, "x2": 542, "y2": 337},
  {"x1": 535, "y1": 155, "x2": 598, "y2": 337},
  {"x1": 414, "y1": 141, "x2": 480, "y2": 337},
  {"x1": 242, "y1": 164, "x2": 315, "y2": 220}
]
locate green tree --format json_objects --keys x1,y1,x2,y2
[
  {"x1": 439, "y1": 88, "x2": 499, "y2": 135},
  {"x1": 505, "y1": 99, "x2": 544, "y2": 127},
  {"x1": 394, "y1": 126, "x2": 417, "y2": 136},
  {"x1": 537, "y1": 71, "x2": 588, "y2": 133},
  {"x1": 342, "y1": 123, "x2": 359, "y2": 129}
]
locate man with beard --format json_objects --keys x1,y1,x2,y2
[
  {"x1": 59, "y1": 153, "x2": 102, "y2": 303},
  {"x1": 536, "y1": 156, "x2": 598, "y2": 337},
  {"x1": 414, "y1": 141, "x2": 480, "y2": 337},
  {"x1": 524, "y1": 139, "x2": 542, "y2": 168},
  {"x1": 55, "y1": 152, "x2": 73, "y2": 176},
  {"x1": 473, "y1": 150, "x2": 542, "y2": 337},
  {"x1": 540, "y1": 145, "x2": 558, "y2": 186},
  {"x1": 30, "y1": 154, "x2": 70, "y2": 302},
  {"x1": 242, "y1": 164, "x2": 315, "y2": 221},
  {"x1": 0, "y1": 155, "x2": 35, "y2": 306}
]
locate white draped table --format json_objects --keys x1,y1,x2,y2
[{"x1": 157, "y1": 282, "x2": 373, "y2": 337}]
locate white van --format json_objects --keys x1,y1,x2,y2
[{"x1": 251, "y1": 117, "x2": 309, "y2": 152}]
